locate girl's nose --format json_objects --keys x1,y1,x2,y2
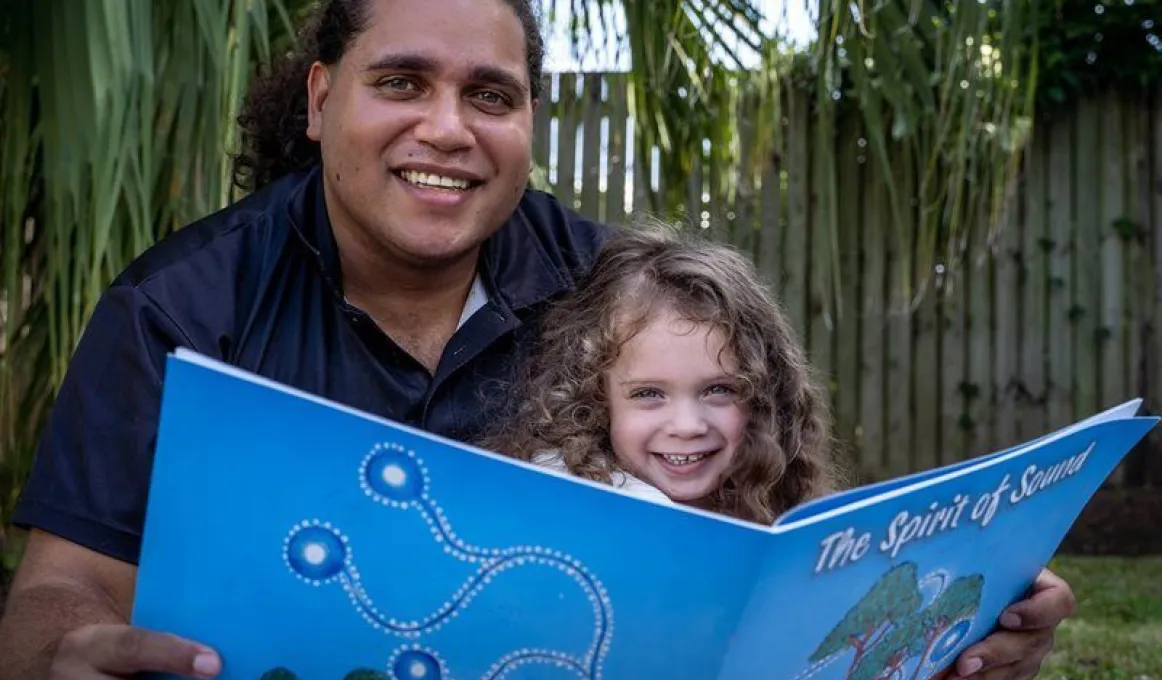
[{"x1": 666, "y1": 400, "x2": 710, "y2": 437}]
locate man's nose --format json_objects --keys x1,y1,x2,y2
[{"x1": 414, "y1": 90, "x2": 474, "y2": 152}]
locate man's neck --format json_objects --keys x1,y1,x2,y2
[{"x1": 334, "y1": 230, "x2": 480, "y2": 374}]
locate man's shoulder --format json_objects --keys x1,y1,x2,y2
[
  {"x1": 114, "y1": 171, "x2": 308, "y2": 292},
  {"x1": 513, "y1": 188, "x2": 612, "y2": 274}
]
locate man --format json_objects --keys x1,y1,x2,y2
[{"x1": 0, "y1": 1, "x2": 1074, "y2": 678}]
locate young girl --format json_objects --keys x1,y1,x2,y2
[{"x1": 482, "y1": 223, "x2": 846, "y2": 524}]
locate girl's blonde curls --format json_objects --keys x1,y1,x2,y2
[{"x1": 482, "y1": 223, "x2": 846, "y2": 524}]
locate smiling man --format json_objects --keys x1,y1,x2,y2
[
  {"x1": 0, "y1": 1, "x2": 1075, "y2": 679},
  {"x1": 304, "y1": 1, "x2": 545, "y2": 372}
]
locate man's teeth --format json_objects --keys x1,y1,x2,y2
[
  {"x1": 659, "y1": 452, "x2": 712, "y2": 466},
  {"x1": 399, "y1": 170, "x2": 472, "y2": 190}
]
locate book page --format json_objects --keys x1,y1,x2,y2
[
  {"x1": 719, "y1": 416, "x2": 1155, "y2": 680},
  {"x1": 137, "y1": 352, "x2": 774, "y2": 680}
]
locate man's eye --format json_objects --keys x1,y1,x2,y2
[
  {"x1": 378, "y1": 77, "x2": 417, "y2": 92},
  {"x1": 473, "y1": 90, "x2": 511, "y2": 109}
]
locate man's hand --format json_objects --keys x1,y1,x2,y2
[
  {"x1": 0, "y1": 530, "x2": 220, "y2": 680},
  {"x1": 47, "y1": 624, "x2": 220, "y2": 679},
  {"x1": 946, "y1": 568, "x2": 1075, "y2": 680}
]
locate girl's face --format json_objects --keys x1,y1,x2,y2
[{"x1": 605, "y1": 308, "x2": 749, "y2": 506}]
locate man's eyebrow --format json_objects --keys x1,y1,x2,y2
[
  {"x1": 363, "y1": 53, "x2": 437, "y2": 74},
  {"x1": 468, "y1": 65, "x2": 530, "y2": 97},
  {"x1": 362, "y1": 53, "x2": 529, "y2": 98}
]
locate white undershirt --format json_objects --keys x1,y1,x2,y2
[
  {"x1": 532, "y1": 450, "x2": 674, "y2": 505},
  {"x1": 456, "y1": 274, "x2": 489, "y2": 330}
]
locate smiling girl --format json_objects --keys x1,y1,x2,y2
[
  {"x1": 480, "y1": 223, "x2": 1077, "y2": 680},
  {"x1": 482, "y1": 222, "x2": 845, "y2": 524}
]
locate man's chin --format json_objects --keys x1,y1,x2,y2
[{"x1": 391, "y1": 240, "x2": 486, "y2": 271}]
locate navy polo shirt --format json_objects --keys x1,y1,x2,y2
[{"x1": 12, "y1": 166, "x2": 609, "y2": 565}]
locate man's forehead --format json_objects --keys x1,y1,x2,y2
[{"x1": 351, "y1": 0, "x2": 528, "y2": 67}]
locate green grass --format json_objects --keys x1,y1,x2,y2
[{"x1": 1041, "y1": 556, "x2": 1162, "y2": 680}]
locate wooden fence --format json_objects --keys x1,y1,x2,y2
[{"x1": 533, "y1": 72, "x2": 1162, "y2": 486}]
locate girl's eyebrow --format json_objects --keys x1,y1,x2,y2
[
  {"x1": 618, "y1": 378, "x2": 655, "y2": 386},
  {"x1": 618, "y1": 374, "x2": 737, "y2": 386}
]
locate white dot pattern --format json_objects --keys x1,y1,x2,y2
[{"x1": 282, "y1": 441, "x2": 615, "y2": 679}]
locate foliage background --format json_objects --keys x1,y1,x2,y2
[
  {"x1": 1, "y1": 0, "x2": 1161, "y2": 573},
  {"x1": 1030, "y1": 0, "x2": 1162, "y2": 118}
]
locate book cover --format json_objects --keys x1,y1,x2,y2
[{"x1": 132, "y1": 349, "x2": 1157, "y2": 680}]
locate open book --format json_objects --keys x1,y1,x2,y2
[{"x1": 133, "y1": 349, "x2": 1158, "y2": 680}]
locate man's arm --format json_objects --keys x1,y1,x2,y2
[
  {"x1": 1, "y1": 279, "x2": 224, "y2": 680},
  {"x1": 0, "y1": 530, "x2": 220, "y2": 680}
]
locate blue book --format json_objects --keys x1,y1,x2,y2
[{"x1": 133, "y1": 349, "x2": 1158, "y2": 680}]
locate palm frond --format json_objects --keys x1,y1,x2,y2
[
  {"x1": 557, "y1": 0, "x2": 1038, "y2": 313},
  {"x1": 811, "y1": 0, "x2": 1038, "y2": 308},
  {"x1": 0, "y1": 0, "x2": 299, "y2": 542},
  {"x1": 562, "y1": 0, "x2": 764, "y2": 217}
]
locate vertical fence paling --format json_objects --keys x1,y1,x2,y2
[{"x1": 533, "y1": 73, "x2": 1162, "y2": 483}]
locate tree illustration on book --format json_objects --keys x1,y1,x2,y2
[
  {"x1": 848, "y1": 614, "x2": 927, "y2": 680},
  {"x1": 809, "y1": 563, "x2": 923, "y2": 675},
  {"x1": 810, "y1": 564, "x2": 984, "y2": 680},
  {"x1": 912, "y1": 575, "x2": 985, "y2": 672},
  {"x1": 259, "y1": 669, "x2": 388, "y2": 679},
  {"x1": 340, "y1": 671, "x2": 389, "y2": 680}
]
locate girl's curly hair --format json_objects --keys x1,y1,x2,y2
[
  {"x1": 481, "y1": 223, "x2": 845, "y2": 524},
  {"x1": 230, "y1": 0, "x2": 546, "y2": 193}
]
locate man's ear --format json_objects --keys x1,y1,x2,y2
[{"x1": 306, "y1": 62, "x2": 331, "y2": 142}]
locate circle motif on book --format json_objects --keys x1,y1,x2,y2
[
  {"x1": 286, "y1": 524, "x2": 347, "y2": 582},
  {"x1": 363, "y1": 445, "x2": 426, "y2": 505},
  {"x1": 931, "y1": 619, "x2": 973, "y2": 664},
  {"x1": 391, "y1": 649, "x2": 442, "y2": 680}
]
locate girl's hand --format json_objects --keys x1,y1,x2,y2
[{"x1": 945, "y1": 569, "x2": 1075, "y2": 680}]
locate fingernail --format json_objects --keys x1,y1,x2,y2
[
  {"x1": 193, "y1": 651, "x2": 221, "y2": 677},
  {"x1": 962, "y1": 657, "x2": 984, "y2": 676},
  {"x1": 1000, "y1": 611, "x2": 1022, "y2": 627}
]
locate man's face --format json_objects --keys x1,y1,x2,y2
[{"x1": 306, "y1": 0, "x2": 535, "y2": 270}]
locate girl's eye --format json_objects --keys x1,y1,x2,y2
[
  {"x1": 704, "y1": 384, "x2": 740, "y2": 402},
  {"x1": 629, "y1": 387, "x2": 663, "y2": 400}
]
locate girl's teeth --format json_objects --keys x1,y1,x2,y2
[
  {"x1": 400, "y1": 170, "x2": 471, "y2": 190},
  {"x1": 661, "y1": 452, "x2": 710, "y2": 466}
]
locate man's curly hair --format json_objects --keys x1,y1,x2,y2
[
  {"x1": 230, "y1": 0, "x2": 546, "y2": 193},
  {"x1": 481, "y1": 224, "x2": 845, "y2": 525}
]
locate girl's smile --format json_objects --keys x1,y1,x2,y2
[{"x1": 605, "y1": 307, "x2": 748, "y2": 505}]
